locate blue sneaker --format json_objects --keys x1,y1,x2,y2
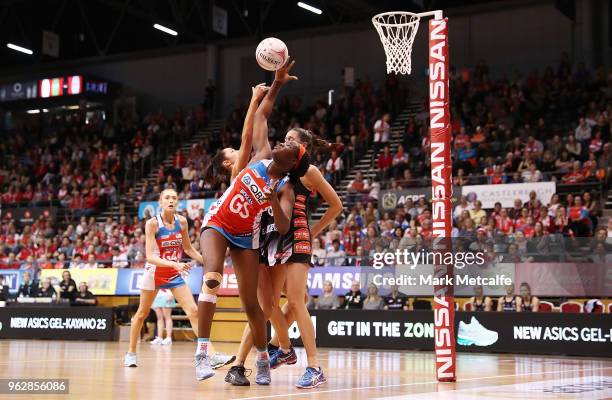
[
  {"x1": 296, "y1": 367, "x2": 326, "y2": 389},
  {"x1": 267, "y1": 343, "x2": 279, "y2": 358},
  {"x1": 255, "y1": 358, "x2": 271, "y2": 385},
  {"x1": 269, "y1": 347, "x2": 297, "y2": 369}
]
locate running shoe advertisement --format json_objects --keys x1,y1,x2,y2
[{"x1": 290, "y1": 310, "x2": 612, "y2": 357}]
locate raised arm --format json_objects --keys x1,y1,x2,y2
[
  {"x1": 304, "y1": 165, "x2": 343, "y2": 237},
  {"x1": 231, "y1": 84, "x2": 269, "y2": 180},
  {"x1": 252, "y1": 58, "x2": 298, "y2": 162}
]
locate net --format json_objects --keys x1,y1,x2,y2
[{"x1": 372, "y1": 12, "x2": 420, "y2": 75}]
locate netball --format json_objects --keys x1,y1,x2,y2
[{"x1": 255, "y1": 37, "x2": 289, "y2": 71}]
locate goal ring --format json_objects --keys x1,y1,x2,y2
[{"x1": 372, "y1": 11, "x2": 421, "y2": 75}]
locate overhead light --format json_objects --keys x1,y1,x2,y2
[
  {"x1": 297, "y1": 2, "x2": 322, "y2": 14},
  {"x1": 153, "y1": 23, "x2": 178, "y2": 36},
  {"x1": 27, "y1": 109, "x2": 40, "y2": 114},
  {"x1": 7, "y1": 43, "x2": 33, "y2": 55},
  {"x1": 67, "y1": 105, "x2": 80, "y2": 110},
  {"x1": 42, "y1": 109, "x2": 49, "y2": 113}
]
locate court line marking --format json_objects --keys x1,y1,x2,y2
[{"x1": 228, "y1": 367, "x2": 612, "y2": 400}]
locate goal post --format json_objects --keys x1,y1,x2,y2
[{"x1": 373, "y1": 11, "x2": 456, "y2": 382}]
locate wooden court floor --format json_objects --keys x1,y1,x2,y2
[{"x1": 0, "y1": 340, "x2": 610, "y2": 400}]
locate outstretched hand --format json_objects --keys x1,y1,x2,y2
[
  {"x1": 274, "y1": 57, "x2": 298, "y2": 85},
  {"x1": 251, "y1": 83, "x2": 270, "y2": 102}
]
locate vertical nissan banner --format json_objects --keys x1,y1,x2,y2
[{"x1": 429, "y1": 17, "x2": 456, "y2": 382}]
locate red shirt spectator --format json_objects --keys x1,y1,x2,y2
[
  {"x1": 172, "y1": 150, "x2": 186, "y2": 169},
  {"x1": 491, "y1": 168, "x2": 505, "y2": 184},
  {"x1": 18, "y1": 246, "x2": 33, "y2": 261},
  {"x1": 1, "y1": 254, "x2": 20, "y2": 269},
  {"x1": 568, "y1": 204, "x2": 588, "y2": 222},
  {"x1": 521, "y1": 220, "x2": 535, "y2": 238},
  {"x1": 378, "y1": 147, "x2": 393, "y2": 170},
  {"x1": 84, "y1": 191, "x2": 100, "y2": 210},
  {"x1": 21, "y1": 187, "x2": 34, "y2": 202},
  {"x1": 420, "y1": 221, "x2": 433, "y2": 240},
  {"x1": 70, "y1": 194, "x2": 84, "y2": 210},
  {"x1": 562, "y1": 161, "x2": 586, "y2": 183},
  {"x1": 495, "y1": 213, "x2": 514, "y2": 234}
]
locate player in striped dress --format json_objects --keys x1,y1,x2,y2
[
  {"x1": 224, "y1": 64, "x2": 342, "y2": 388},
  {"x1": 195, "y1": 59, "x2": 312, "y2": 383}
]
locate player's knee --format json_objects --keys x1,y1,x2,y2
[
  {"x1": 132, "y1": 309, "x2": 147, "y2": 322},
  {"x1": 185, "y1": 305, "x2": 198, "y2": 319},
  {"x1": 260, "y1": 299, "x2": 274, "y2": 318},
  {"x1": 286, "y1": 294, "x2": 305, "y2": 311},
  {"x1": 198, "y1": 271, "x2": 222, "y2": 303}
]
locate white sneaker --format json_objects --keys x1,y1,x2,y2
[
  {"x1": 195, "y1": 353, "x2": 214, "y2": 381},
  {"x1": 457, "y1": 316, "x2": 498, "y2": 346},
  {"x1": 161, "y1": 337, "x2": 172, "y2": 346},
  {"x1": 124, "y1": 352, "x2": 137, "y2": 367},
  {"x1": 210, "y1": 352, "x2": 236, "y2": 369},
  {"x1": 150, "y1": 336, "x2": 163, "y2": 345}
]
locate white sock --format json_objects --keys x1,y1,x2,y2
[
  {"x1": 256, "y1": 348, "x2": 269, "y2": 361},
  {"x1": 196, "y1": 338, "x2": 209, "y2": 355}
]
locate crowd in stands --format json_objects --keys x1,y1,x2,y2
[
  {"x1": 0, "y1": 105, "x2": 208, "y2": 213},
  {"x1": 361, "y1": 55, "x2": 612, "y2": 192},
  {"x1": 310, "y1": 189, "x2": 611, "y2": 267},
  {"x1": 0, "y1": 54, "x2": 610, "y2": 278}
]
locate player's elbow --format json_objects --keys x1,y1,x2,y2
[{"x1": 329, "y1": 197, "x2": 343, "y2": 217}]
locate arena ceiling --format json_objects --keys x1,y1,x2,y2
[{"x1": 0, "y1": 0, "x2": 567, "y2": 71}]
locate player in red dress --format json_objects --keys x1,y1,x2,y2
[
  {"x1": 224, "y1": 63, "x2": 342, "y2": 387},
  {"x1": 194, "y1": 60, "x2": 310, "y2": 384},
  {"x1": 124, "y1": 188, "x2": 203, "y2": 367}
]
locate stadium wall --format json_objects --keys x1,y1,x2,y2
[
  {"x1": 0, "y1": 0, "x2": 579, "y2": 114},
  {"x1": 218, "y1": 1, "x2": 573, "y2": 113},
  {"x1": 84, "y1": 51, "x2": 209, "y2": 111}
]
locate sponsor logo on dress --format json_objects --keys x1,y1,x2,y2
[
  {"x1": 241, "y1": 171, "x2": 266, "y2": 205},
  {"x1": 293, "y1": 210, "x2": 306, "y2": 217},
  {"x1": 161, "y1": 239, "x2": 182, "y2": 247},
  {"x1": 294, "y1": 241, "x2": 311, "y2": 254},
  {"x1": 294, "y1": 228, "x2": 310, "y2": 241},
  {"x1": 294, "y1": 201, "x2": 306, "y2": 210},
  {"x1": 294, "y1": 217, "x2": 308, "y2": 227}
]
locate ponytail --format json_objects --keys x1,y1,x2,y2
[
  {"x1": 204, "y1": 150, "x2": 229, "y2": 185},
  {"x1": 290, "y1": 128, "x2": 332, "y2": 154},
  {"x1": 313, "y1": 137, "x2": 333, "y2": 153}
]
